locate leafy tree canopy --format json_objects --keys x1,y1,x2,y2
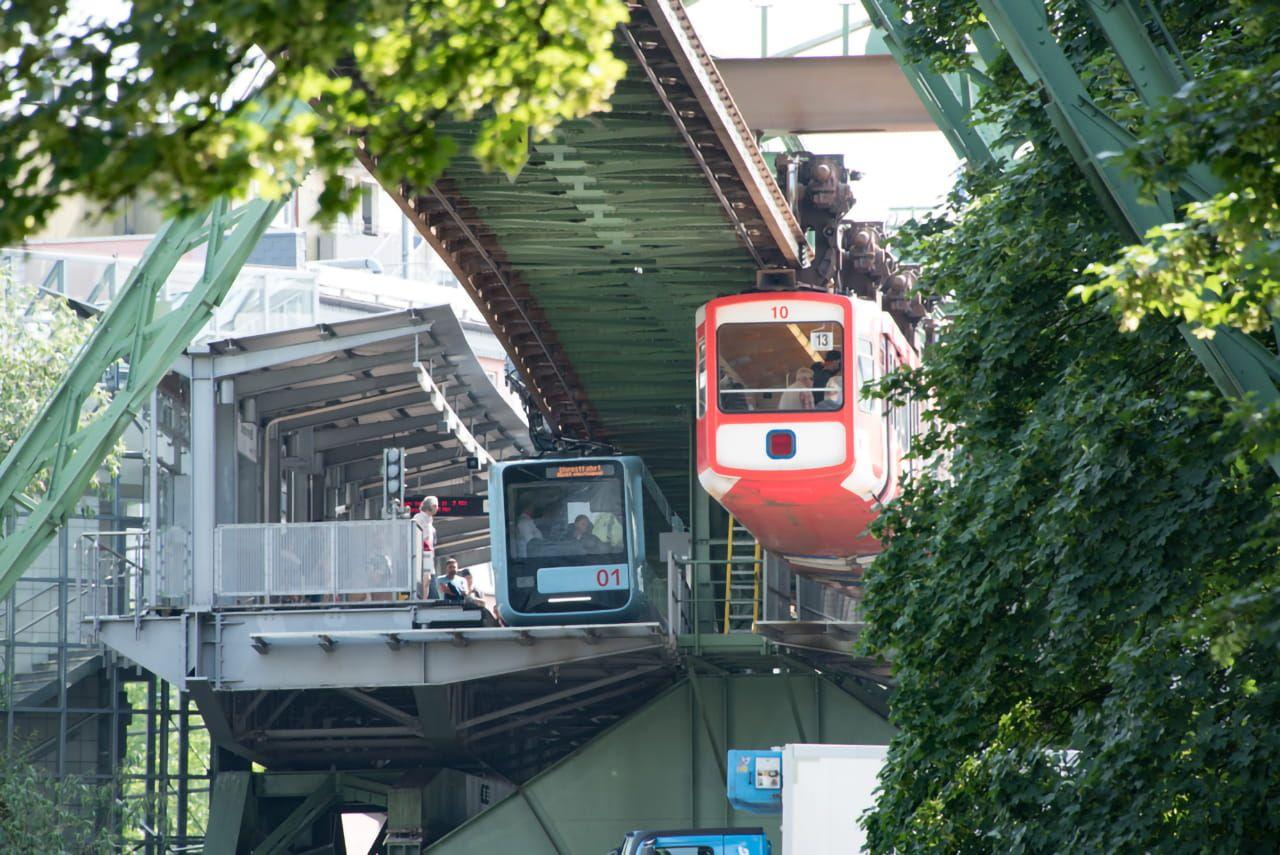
[
  {"x1": 0, "y1": 278, "x2": 113, "y2": 497},
  {"x1": 0, "y1": 747, "x2": 118, "y2": 853},
  {"x1": 863, "y1": 1, "x2": 1280, "y2": 851},
  {"x1": 0, "y1": 0, "x2": 629, "y2": 247}
]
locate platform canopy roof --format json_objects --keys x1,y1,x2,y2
[{"x1": 185, "y1": 305, "x2": 533, "y2": 568}]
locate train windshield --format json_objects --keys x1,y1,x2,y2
[
  {"x1": 717, "y1": 321, "x2": 845, "y2": 412},
  {"x1": 502, "y1": 461, "x2": 629, "y2": 613}
]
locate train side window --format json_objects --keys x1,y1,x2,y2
[
  {"x1": 717, "y1": 321, "x2": 845, "y2": 412},
  {"x1": 858, "y1": 338, "x2": 878, "y2": 414},
  {"x1": 696, "y1": 338, "x2": 706, "y2": 419},
  {"x1": 642, "y1": 482, "x2": 668, "y2": 562}
]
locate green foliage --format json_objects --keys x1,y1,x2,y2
[
  {"x1": 0, "y1": 278, "x2": 115, "y2": 495},
  {"x1": 863, "y1": 2, "x2": 1280, "y2": 851},
  {"x1": 0, "y1": 747, "x2": 119, "y2": 853},
  {"x1": 120, "y1": 682, "x2": 212, "y2": 844},
  {"x1": 1082, "y1": 3, "x2": 1280, "y2": 337},
  {"x1": 0, "y1": 0, "x2": 629, "y2": 246}
]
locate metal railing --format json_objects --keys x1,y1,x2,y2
[
  {"x1": 665, "y1": 549, "x2": 864, "y2": 647},
  {"x1": 665, "y1": 551, "x2": 763, "y2": 644},
  {"x1": 77, "y1": 530, "x2": 150, "y2": 636},
  {"x1": 213, "y1": 519, "x2": 417, "y2": 605}
]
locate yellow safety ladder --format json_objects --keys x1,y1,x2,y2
[{"x1": 722, "y1": 515, "x2": 763, "y2": 633}]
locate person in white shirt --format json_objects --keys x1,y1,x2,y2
[
  {"x1": 413, "y1": 496, "x2": 439, "y2": 597},
  {"x1": 514, "y1": 501, "x2": 541, "y2": 557},
  {"x1": 820, "y1": 373, "x2": 843, "y2": 409},
  {"x1": 592, "y1": 494, "x2": 625, "y2": 551},
  {"x1": 777, "y1": 366, "x2": 816, "y2": 411}
]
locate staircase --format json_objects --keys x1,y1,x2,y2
[
  {"x1": 3, "y1": 576, "x2": 103, "y2": 708},
  {"x1": 7, "y1": 648, "x2": 102, "y2": 707},
  {"x1": 722, "y1": 515, "x2": 762, "y2": 633}
]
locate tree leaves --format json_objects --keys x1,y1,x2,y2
[
  {"x1": 862, "y1": 3, "x2": 1280, "y2": 850},
  {"x1": 0, "y1": 0, "x2": 628, "y2": 246}
]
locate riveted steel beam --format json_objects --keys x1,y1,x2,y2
[{"x1": 861, "y1": 0, "x2": 1003, "y2": 168}]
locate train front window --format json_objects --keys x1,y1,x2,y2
[
  {"x1": 503, "y1": 462, "x2": 629, "y2": 613},
  {"x1": 717, "y1": 321, "x2": 845, "y2": 412}
]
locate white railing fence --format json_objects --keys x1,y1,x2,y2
[{"x1": 213, "y1": 520, "x2": 417, "y2": 604}]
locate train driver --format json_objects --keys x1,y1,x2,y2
[
  {"x1": 569, "y1": 514, "x2": 605, "y2": 554},
  {"x1": 514, "y1": 499, "x2": 541, "y2": 557}
]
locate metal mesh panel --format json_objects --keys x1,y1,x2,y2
[
  {"x1": 156, "y1": 526, "x2": 191, "y2": 604},
  {"x1": 797, "y1": 576, "x2": 863, "y2": 623},
  {"x1": 334, "y1": 521, "x2": 413, "y2": 596},
  {"x1": 272, "y1": 524, "x2": 333, "y2": 597},
  {"x1": 215, "y1": 526, "x2": 269, "y2": 598},
  {"x1": 213, "y1": 521, "x2": 414, "y2": 602}
]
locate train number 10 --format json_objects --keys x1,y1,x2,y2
[
  {"x1": 595, "y1": 568, "x2": 622, "y2": 587},
  {"x1": 770, "y1": 305, "x2": 790, "y2": 319}
]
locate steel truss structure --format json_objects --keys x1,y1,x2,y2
[
  {"x1": 866, "y1": 0, "x2": 1280, "y2": 476},
  {"x1": 0, "y1": 195, "x2": 289, "y2": 600}
]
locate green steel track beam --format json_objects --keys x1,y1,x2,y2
[
  {"x1": 977, "y1": 0, "x2": 1280, "y2": 476},
  {"x1": 0, "y1": 195, "x2": 288, "y2": 597},
  {"x1": 861, "y1": 0, "x2": 1002, "y2": 168},
  {"x1": 249, "y1": 776, "x2": 341, "y2": 855},
  {"x1": 976, "y1": 0, "x2": 1171, "y2": 237}
]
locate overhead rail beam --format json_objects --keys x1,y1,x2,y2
[
  {"x1": 644, "y1": 0, "x2": 805, "y2": 265},
  {"x1": 714, "y1": 55, "x2": 940, "y2": 135}
]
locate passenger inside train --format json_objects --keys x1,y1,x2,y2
[
  {"x1": 716, "y1": 321, "x2": 845, "y2": 413},
  {"x1": 490, "y1": 456, "x2": 673, "y2": 625},
  {"x1": 507, "y1": 471, "x2": 627, "y2": 566}
]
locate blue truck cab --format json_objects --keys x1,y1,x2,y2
[{"x1": 609, "y1": 827, "x2": 771, "y2": 855}]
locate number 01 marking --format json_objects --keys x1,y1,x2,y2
[
  {"x1": 595, "y1": 568, "x2": 622, "y2": 587},
  {"x1": 771, "y1": 305, "x2": 790, "y2": 319}
]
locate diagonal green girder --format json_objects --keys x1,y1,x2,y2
[
  {"x1": 861, "y1": 0, "x2": 1005, "y2": 168},
  {"x1": 954, "y1": 0, "x2": 1280, "y2": 477},
  {"x1": 0, "y1": 195, "x2": 286, "y2": 599}
]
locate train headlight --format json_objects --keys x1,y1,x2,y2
[{"x1": 766, "y1": 429, "x2": 796, "y2": 460}]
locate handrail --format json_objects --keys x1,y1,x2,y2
[
  {"x1": 11, "y1": 584, "x2": 94, "y2": 640},
  {"x1": 76, "y1": 529, "x2": 150, "y2": 630}
]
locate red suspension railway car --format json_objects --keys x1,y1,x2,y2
[{"x1": 695, "y1": 290, "x2": 921, "y2": 571}]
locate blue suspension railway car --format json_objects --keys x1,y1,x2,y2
[{"x1": 490, "y1": 456, "x2": 678, "y2": 626}]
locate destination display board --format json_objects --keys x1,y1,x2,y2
[
  {"x1": 405, "y1": 496, "x2": 488, "y2": 516},
  {"x1": 547, "y1": 462, "x2": 617, "y2": 480}
]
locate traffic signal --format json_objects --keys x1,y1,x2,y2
[{"x1": 382, "y1": 447, "x2": 406, "y2": 518}]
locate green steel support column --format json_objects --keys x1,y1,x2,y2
[
  {"x1": 976, "y1": 0, "x2": 1171, "y2": 238},
  {"x1": 0, "y1": 195, "x2": 286, "y2": 597},
  {"x1": 250, "y1": 776, "x2": 340, "y2": 855},
  {"x1": 979, "y1": 0, "x2": 1280, "y2": 476},
  {"x1": 1082, "y1": 0, "x2": 1185, "y2": 103},
  {"x1": 862, "y1": 0, "x2": 1001, "y2": 168},
  {"x1": 203, "y1": 772, "x2": 253, "y2": 855},
  {"x1": 1079, "y1": 0, "x2": 1218, "y2": 198}
]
